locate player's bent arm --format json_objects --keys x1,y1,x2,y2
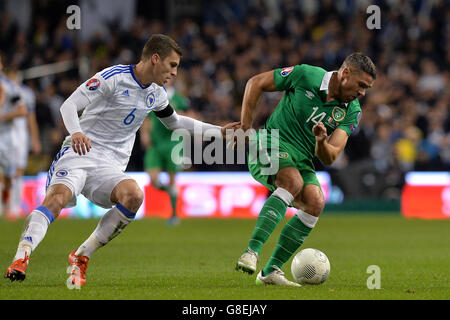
[
  {"x1": 241, "y1": 70, "x2": 277, "y2": 130},
  {"x1": 60, "y1": 90, "x2": 92, "y2": 155},
  {"x1": 27, "y1": 111, "x2": 42, "y2": 154},
  {"x1": 0, "y1": 83, "x2": 5, "y2": 109},
  {"x1": 59, "y1": 92, "x2": 90, "y2": 135},
  {"x1": 314, "y1": 127, "x2": 348, "y2": 166},
  {"x1": 0, "y1": 103, "x2": 28, "y2": 121}
]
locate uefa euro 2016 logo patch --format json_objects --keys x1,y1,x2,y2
[
  {"x1": 332, "y1": 107, "x2": 346, "y2": 122},
  {"x1": 146, "y1": 92, "x2": 155, "y2": 108},
  {"x1": 280, "y1": 66, "x2": 294, "y2": 77},
  {"x1": 86, "y1": 78, "x2": 100, "y2": 91},
  {"x1": 56, "y1": 169, "x2": 68, "y2": 177}
]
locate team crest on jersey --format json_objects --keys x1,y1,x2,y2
[
  {"x1": 146, "y1": 92, "x2": 155, "y2": 108},
  {"x1": 280, "y1": 66, "x2": 294, "y2": 77},
  {"x1": 86, "y1": 78, "x2": 100, "y2": 91},
  {"x1": 277, "y1": 152, "x2": 289, "y2": 159},
  {"x1": 56, "y1": 169, "x2": 68, "y2": 177},
  {"x1": 332, "y1": 107, "x2": 346, "y2": 122}
]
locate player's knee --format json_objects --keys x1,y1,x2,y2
[
  {"x1": 42, "y1": 193, "x2": 66, "y2": 217},
  {"x1": 275, "y1": 180, "x2": 302, "y2": 198},
  {"x1": 42, "y1": 185, "x2": 72, "y2": 217},
  {"x1": 275, "y1": 168, "x2": 303, "y2": 197},
  {"x1": 304, "y1": 196, "x2": 325, "y2": 217},
  {"x1": 119, "y1": 187, "x2": 144, "y2": 212}
]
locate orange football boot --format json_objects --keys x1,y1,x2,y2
[
  {"x1": 68, "y1": 250, "x2": 89, "y2": 287},
  {"x1": 4, "y1": 253, "x2": 30, "y2": 282}
]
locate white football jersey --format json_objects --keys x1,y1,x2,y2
[
  {"x1": 0, "y1": 74, "x2": 24, "y2": 149},
  {"x1": 12, "y1": 84, "x2": 36, "y2": 151},
  {"x1": 62, "y1": 64, "x2": 169, "y2": 171}
]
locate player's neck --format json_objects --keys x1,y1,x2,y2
[
  {"x1": 326, "y1": 72, "x2": 339, "y2": 102},
  {"x1": 133, "y1": 62, "x2": 153, "y2": 87}
]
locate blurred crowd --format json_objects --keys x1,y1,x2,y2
[{"x1": 0, "y1": 0, "x2": 448, "y2": 199}]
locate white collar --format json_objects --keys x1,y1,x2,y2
[
  {"x1": 320, "y1": 71, "x2": 336, "y2": 92},
  {"x1": 320, "y1": 70, "x2": 348, "y2": 107}
]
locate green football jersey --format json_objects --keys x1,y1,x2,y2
[{"x1": 266, "y1": 64, "x2": 362, "y2": 160}]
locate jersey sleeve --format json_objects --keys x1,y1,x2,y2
[
  {"x1": 273, "y1": 64, "x2": 306, "y2": 91},
  {"x1": 77, "y1": 69, "x2": 118, "y2": 105},
  {"x1": 151, "y1": 86, "x2": 170, "y2": 112},
  {"x1": 337, "y1": 102, "x2": 362, "y2": 136}
]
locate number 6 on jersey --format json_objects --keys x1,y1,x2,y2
[{"x1": 123, "y1": 107, "x2": 137, "y2": 125}]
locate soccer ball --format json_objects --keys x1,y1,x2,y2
[{"x1": 291, "y1": 248, "x2": 330, "y2": 285}]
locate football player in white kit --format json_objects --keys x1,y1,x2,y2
[
  {"x1": 5, "y1": 34, "x2": 240, "y2": 285},
  {"x1": 6, "y1": 68, "x2": 41, "y2": 219},
  {"x1": 0, "y1": 58, "x2": 28, "y2": 219}
]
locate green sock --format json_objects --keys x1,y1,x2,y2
[
  {"x1": 247, "y1": 194, "x2": 288, "y2": 255},
  {"x1": 156, "y1": 182, "x2": 168, "y2": 192},
  {"x1": 156, "y1": 183, "x2": 177, "y2": 218},
  {"x1": 168, "y1": 186, "x2": 178, "y2": 218},
  {"x1": 262, "y1": 215, "x2": 312, "y2": 276}
]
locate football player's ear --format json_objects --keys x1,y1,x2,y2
[
  {"x1": 342, "y1": 67, "x2": 351, "y2": 79},
  {"x1": 151, "y1": 53, "x2": 160, "y2": 65}
]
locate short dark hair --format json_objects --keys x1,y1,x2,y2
[
  {"x1": 341, "y1": 52, "x2": 376, "y2": 79},
  {"x1": 141, "y1": 34, "x2": 182, "y2": 61}
]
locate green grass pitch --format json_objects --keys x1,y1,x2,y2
[{"x1": 1, "y1": 214, "x2": 449, "y2": 300}]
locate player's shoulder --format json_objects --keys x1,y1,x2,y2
[
  {"x1": 20, "y1": 84, "x2": 34, "y2": 95},
  {"x1": 97, "y1": 64, "x2": 132, "y2": 81},
  {"x1": 84, "y1": 65, "x2": 131, "y2": 92},
  {"x1": 297, "y1": 64, "x2": 328, "y2": 81},
  {"x1": 0, "y1": 74, "x2": 12, "y2": 87},
  {"x1": 277, "y1": 64, "x2": 327, "y2": 84},
  {"x1": 347, "y1": 98, "x2": 362, "y2": 113},
  {"x1": 147, "y1": 83, "x2": 168, "y2": 98}
]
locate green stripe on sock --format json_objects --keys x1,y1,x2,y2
[
  {"x1": 247, "y1": 195, "x2": 288, "y2": 254},
  {"x1": 263, "y1": 215, "x2": 312, "y2": 275}
]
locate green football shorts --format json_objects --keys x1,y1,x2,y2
[
  {"x1": 144, "y1": 143, "x2": 181, "y2": 173},
  {"x1": 247, "y1": 130, "x2": 320, "y2": 192}
]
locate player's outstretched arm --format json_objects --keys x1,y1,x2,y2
[
  {"x1": 240, "y1": 70, "x2": 277, "y2": 131},
  {"x1": 313, "y1": 122, "x2": 348, "y2": 166},
  {"x1": 155, "y1": 104, "x2": 240, "y2": 139}
]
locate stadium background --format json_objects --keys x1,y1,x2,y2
[{"x1": 0, "y1": 0, "x2": 449, "y2": 219}]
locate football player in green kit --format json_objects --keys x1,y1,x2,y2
[
  {"x1": 235, "y1": 52, "x2": 376, "y2": 286},
  {"x1": 141, "y1": 77, "x2": 189, "y2": 226}
]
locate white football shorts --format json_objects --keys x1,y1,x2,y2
[
  {"x1": 13, "y1": 136, "x2": 29, "y2": 170},
  {"x1": 0, "y1": 140, "x2": 16, "y2": 177},
  {"x1": 12, "y1": 119, "x2": 29, "y2": 169},
  {"x1": 45, "y1": 145, "x2": 134, "y2": 209}
]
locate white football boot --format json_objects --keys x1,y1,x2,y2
[
  {"x1": 256, "y1": 266, "x2": 301, "y2": 287},
  {"x1": 235, "y1": 248, "x2": 259, "y2": 274}
]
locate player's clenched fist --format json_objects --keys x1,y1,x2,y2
[
  {"x1": 71, "y1": 132, "x2": 92, "y2": 155},
  {"x1": 312, "y1": 122, "x2": 327, "y2": 142}
]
